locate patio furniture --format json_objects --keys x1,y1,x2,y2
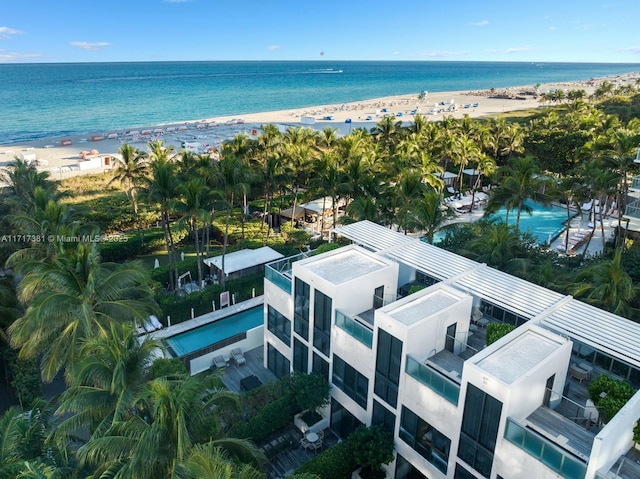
[
  {"x1": 240, "y1": 374, "x2": 262, "y2": 392},
  {"x1": 570, "y1": 364, "x2": 589, "y2": 383},
  {"x1": 231, "y1": 348, "x2": 246, "y2": 366},
  {"x1": 212, "y1": 355, "x2": 226, "y2": 369}
]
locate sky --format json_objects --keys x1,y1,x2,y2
[{"x1": 1, "y1": 0, "x2": 640, "y2": 64}]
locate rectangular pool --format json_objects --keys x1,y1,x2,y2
[{"x1": 166, "y1": 306, "x2": 264, "y2": 357}]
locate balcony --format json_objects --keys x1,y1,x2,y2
[
  {"x1": 265, "y1": 251, "x2": 314, "y2": 293},
  {"x1": 335, "y1": 310, "x2": 373, "y2": 348},
  {"x1": 405, "y1": 355, "x2": 461, "y2": 405},
  {"x1": 624, "y1": 198, "x2": 640, "y2": 220}
]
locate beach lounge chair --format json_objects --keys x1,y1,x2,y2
[
  {"x1": 212, "y1": 355, "x2": 226, "y2": 369},
  {"x1": 231, "y1": 348, "x2": 246, "y2": 366}
]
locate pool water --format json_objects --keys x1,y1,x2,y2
[
  {"x1": 166, "y1": 306, "x2": 263, "y2": 356},
  {"x1": 487, "y1": 201, "x2": 574, "y2": 243}
]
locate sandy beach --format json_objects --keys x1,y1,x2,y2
[{"x1": 1, "y1": 72, "x2": 638, "y2": 181}]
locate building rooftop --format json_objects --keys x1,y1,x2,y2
[
  {"x1": 476, "y1": 329, "x2": 564, "y2": 384},
  {"x1": 301, "y1": 247, "x2": 389, "y2": 285},
  {"x1": 387, "y1": 288, "x2": 460, "y2": 326}
]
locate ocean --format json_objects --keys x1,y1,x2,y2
[{"x1": 1, "y1": 61, "x2": 639, "y2": 145}]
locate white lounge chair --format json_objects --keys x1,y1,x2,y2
[{"x1": 231, "y1": 348, "x2": 246, "y2": 366}]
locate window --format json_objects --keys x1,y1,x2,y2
[
  {"x1": 313, "y1": 352, "x2": 329, "y2": 382},
  {"x1": 333, "y1": 355, "x2": 369, "y2": 408},
  {"x1": 267, "y1": 305, "x2": 291, "y2": 346},
  {"x1": 330, "y1": 398, "x2": 362, "y2": 439},
  {"x1": 373, "y1": 285, "x2": 384, "y2": 309},
  {"x1": 313, "y1": 290, "x2": 332, "y2": 356},
  {"x1": 293, "y1": 338, "x2": 308, "y2": 373},
  {"x1": 399, "y1": 406, "x2": 451, "y2": 474},
  {"x1": 372, "y1": 400, "x2": 396, "y2": 434},
  {"x1": 458, "y1": 384, "x2": 503, "y2": 478},
  {"x1": 375, "y1": 329, "x2": 402, "y2": 408},
  {"x1": 267, "y1": 343, "x2": 290, "y2": 378},
  {"x1": 395, "y1": 454, "x2": 427, "y2": 479},
  {"x1": 454, "y1": 463, "x2": 477, "y2": 479},
  {"x1": 294, "y1": 278, "x2": 310, "y2": 340}
]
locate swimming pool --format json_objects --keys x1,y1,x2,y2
[
  {"x1": 487, "y1": 200, "x2": 575, "y2": 243},
  {"x1": 166, "y1": 306, "x2": 263, "y2": 357}
]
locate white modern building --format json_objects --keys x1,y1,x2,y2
[{"x1": 263, "y1": 220, "x2": 640, "y2": 479}]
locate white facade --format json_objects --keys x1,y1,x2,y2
[{"x1": 263, "y1": 223, "x2": 640, "y2": 479}]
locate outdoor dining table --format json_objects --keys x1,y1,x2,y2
[{"x1": 305, "y1": 432, "x2": 319, "y2": 443}]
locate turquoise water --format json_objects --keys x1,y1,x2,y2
[
  {"x1": 166, "y1": 306, "x2": 263, "y2": 356},
  {"x1": 487, "y1": 201, "x2": 574, "y2": 243},
  {"x1": 1, "y1": 61, "x2": 639, "y2": 144}
]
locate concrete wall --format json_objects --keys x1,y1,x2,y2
[{"x1": 189, "y1": 325, "x2": 263, "y2": 375}]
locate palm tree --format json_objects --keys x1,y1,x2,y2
[
  {"x1": 145, "y1": 158, "x2": 179, "y2": 291},
  {"x1": 108, "y1": 143, "x2": 149, "y2": 244},
  {"x1": 9, "y1": 243, "x2": 158, "y2": 382},
  {"x1": 174, "y1": 178, "x2": 210, "y2": 287},
  {"x1": 0, "y1": 158, "x2": 57, "y2": 210},
  {"x1": 572, "y1": 249, "x2": 639, "y2": 318},
  {"x1": 184, "y1": 444, "x2": 264, "y2": 479},
  {"x1": 78, "y1": 374, "x2": 264, "y2": 479},
  {"x1": 461, "y1": 222, "x2": 527, "y2": 273},
  {"x1": 406, "y1": 191, "x2": 452, "y2": 244},
  {"x1": 55, "y1": 324, "x2": 162, "y2": 439},
  {"x1": 394, "y1": 171, "x2": 427, "y2": 233}
]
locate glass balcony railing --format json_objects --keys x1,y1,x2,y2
[
  {"x1": 504, "y1": 419, "x2": 587, "y2": 479},
  {"x1": 335, "y1": 310, "x2": 373, "y2": 348},
  {"x1": 265, "y1": 251, "x2": 314, "y2": 294},
  {"x1": 625, "y1": 198, "x2": 640, "y2": 220},
  {"x1": 405, "y1": 356, "x2": 460, "y2": 405},
  {"x1": 630, "y1": 175, "x2": 640, "y2": 191}
]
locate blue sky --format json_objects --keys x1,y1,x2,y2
[{"x1": 1, "y1": 0, "x2": 639, "y2": 63}]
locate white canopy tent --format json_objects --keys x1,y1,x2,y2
[{"x1": 203, "y1": 246, "x2": 284, "y2": 279}]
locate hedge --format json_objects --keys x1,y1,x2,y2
[
  {"x1": 229, "y1": 396, "x2": 293, "y2": 443},
  {"x1": 294, "y1": 441, "x2": 356, "y2": 479}
]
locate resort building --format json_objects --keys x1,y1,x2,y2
[{"x1": 263, "y1": 220, "x2": 640, "y2": 479}]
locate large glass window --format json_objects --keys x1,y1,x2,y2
[
  {"x1": 399, "y1": 406, "x2": 451, "y2": 474},
  {"x1": 267, "y1": 305, "x2": 291, "y2": 346},
  {"x1": 375, "y1": 329, "x2": 402, "y2": 408},
  {"x1": 333, "y1": 355, "x2": 369, "y2": 409},
  {"x1": 458, "y1": 384, "x2": 503, "y2": 478},
  {"x1": 395, "y1": 454, "x2": 427, "y2": 479},
  {"x1": 293, "y1": 338, "x2": 308, "y2": 373},
  {"x1": 330, "y1": 398, "x2": 363, "y2": 439},
  {"x1": 313, "y1": 290, "x2": 332, "y2": 356},
  {"x1": 312, "y1": 352, "x2": 329, "y2": 382},
  {"x1": 267, "y1": 343, "x2": 290, "y2": 378},
  {"x1": 454, "y1": 463, "x2": 477, "y2": 479},
  {"x1": 372, "y1": 400, "x2": 396, "y2": 434},
  {"x1": 294, "y1": 278, "x2": 310, "y2": 340}
]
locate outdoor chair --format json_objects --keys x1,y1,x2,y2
[
  {"x1": 212, "y1": 355, "x2": 226, "y2": 369},
  {"x1": 231, "y1": 348, "x2": 246, "y2": 366}
]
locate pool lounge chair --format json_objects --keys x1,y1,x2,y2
[
  {"x1": 212, "y1": 355, "x2": 226, "y2": 369},
  {"x1": 231, "y1": 348, "x2": 246, "y2": 366}
]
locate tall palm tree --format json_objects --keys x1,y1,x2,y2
[
  {"x1": 406, "y1": 191, "x2": 452, "y2": 244},
  {"x1": 394, "y1": 171, "x2": 427, "y2": 233},
  {"x1": 108, "y1": 144, "x2": 149, "y2": 244},
  {"x1": 55, "y1": 324, "x2": 162, "y2": 439},
  {"x1": 0, "y1": 158, "x2": 57, "y2": 210},
  {"x1": 78, "y1": 374, "x2": 263, "y2": 479},
  {"x1": 174, "y1": 178, "x2": 210, "y2": 287},
  {"x1": 9, "y1": 243, "x2": 158, "y2": 382},
  {"x1": 145, "y1": 158, "x2": 179, "y2": 291}
]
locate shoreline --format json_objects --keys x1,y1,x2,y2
[{"x1": 1, "y1": 72, "x2": 638, "y2": 180}]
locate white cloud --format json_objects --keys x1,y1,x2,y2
[
  {"x1": 548, "y1": 26, "x2": 557, "y2": 31},
  {"x1": 392, "y1": 51, "x2": 400, "y2": 56},
  {"x1": 468, "y1": 20, "x2": 489, "y2": 27},
  {"x1": 505, "y1": 46, "x2": 535, "y2": 54},
  {"x1": 0, "y1": 27, "x2": 23, "y2": 39},
  {"x1": 0, "y1": 49, "x2": 42, "y2": 62},
  {"x1": 266, "y1": 45, "x2": 281, "y2": 51},
  {"x1": 416, "y1": 50, "x2": 470, "y2": 58},
  {"x1": 69, "y1": 41, "x2": 111, "y2": 51},
  {"x1": 618, "y1": 46, "x2": 640, "y2": 55}
]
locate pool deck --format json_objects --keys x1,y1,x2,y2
[
  {"x1": 441, "y1": 203, "x2": 614, "y2": 257},
  {"x1": 219, "y1": 346, "x2": 279, "y2": 393},
  {"x1": 152, "y1": 296, "x2": 264, "y2": 340}
]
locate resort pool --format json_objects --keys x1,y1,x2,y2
[
  {"x1": 166, "y1": 306, "x2": 263, "y2": 357},
  {"x1": 487, "y1": 201, "x2": 574, "y2": 243}
]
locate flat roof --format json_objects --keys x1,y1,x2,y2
[
  {"x1": 203, "y1": 246, "x2": 283, "y2": 275},
  {"x1": 388, "y1": 289, "x2": 460, "y2": 326},
  {"x1": 476, "y1": 329, "x2": 563, "y2": 384},
  {"x1": 302, "y1": 247, "x2": 389, "y2": 285}
]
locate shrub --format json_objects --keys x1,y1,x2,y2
[
  {"x1": 295, "y1": 440, "x2": 356, "y2": 479},
  {"x1": 588, "y1": 374, "x2": 636, "y2": 422},
  {"x1": 148, "y1": 357, "x2": 188, "y2": 379},
  {"x1": 349, "y1": 425, "x2": 394, "y2": 478},
  {"x1": 229, "y1": 396, "x2": 293, "y2": 442},
  {"x1": 486, "y1": 323, "x2": 515, "y2": 346},
  {"x1": 314, "y1": 243, "x2": 341, "y2": 255},
  {"x1": 290, "y1": 372, "x2": 331, "y2": 414}
]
